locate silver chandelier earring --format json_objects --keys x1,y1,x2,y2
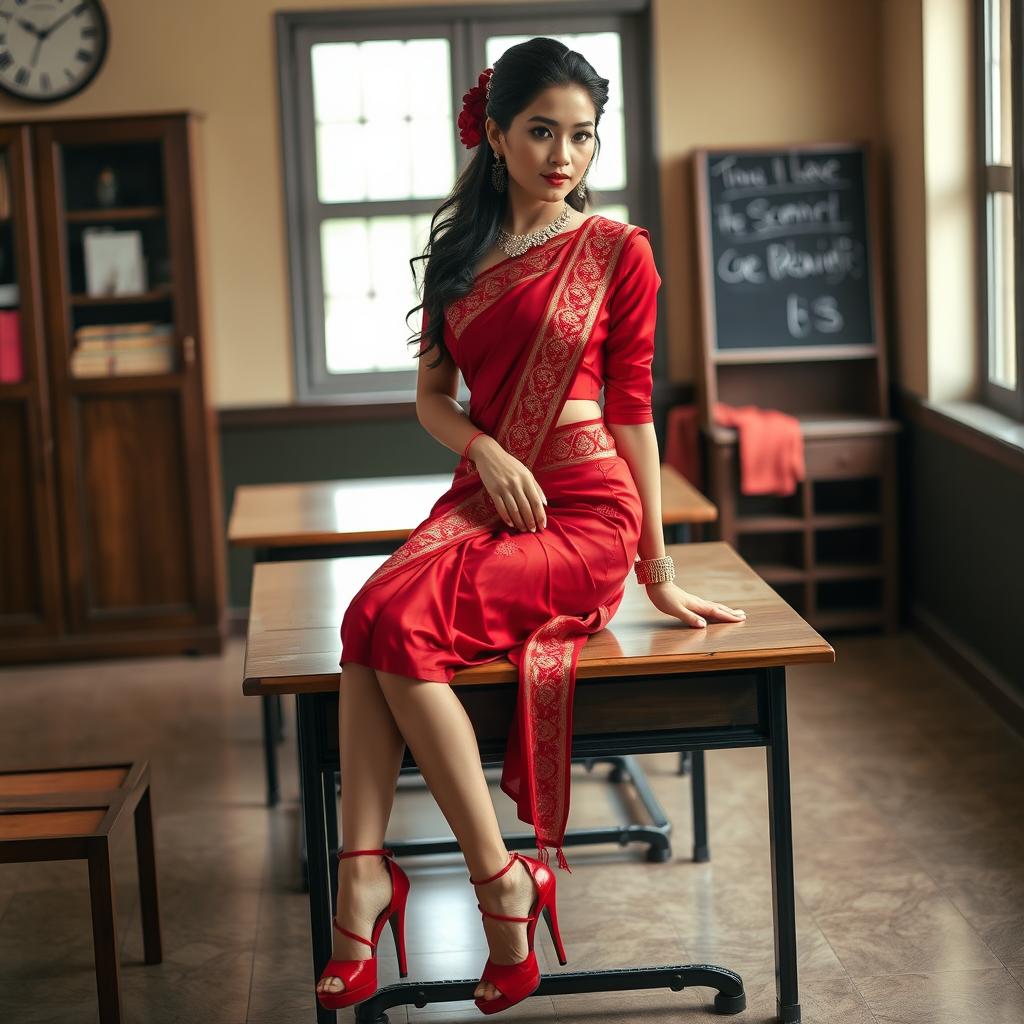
[
  {"x1": 491, "y1": 153, "x2": 507, "y2": 193},
  {"x1": 575, "y1": 172, "x2": 588, "y2": 201}
]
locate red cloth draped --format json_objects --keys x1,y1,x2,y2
[
  {"x1": 665, "y1": 402, "x2": 806, "y2": 496},
  {"x1": 340, "y1": 214, "x2": 658, "y2": 868}
]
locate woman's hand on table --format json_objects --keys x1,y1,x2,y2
[
  {"x1": 644, "y1": 582, "x2": 746, "y2": 628},
  {"x1": 471, "y1": 437, "x2": 548, "y2": 533}
]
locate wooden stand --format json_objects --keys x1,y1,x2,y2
[
  {"x1": 706, "y1": 418, "x2": 900, "y2": 631},
  {"x1": 0, "y1": 114, "x2": 224, "y2": 661},
  {"x1": 692, "y1": 144, "x2": 901, "y2": 633}
]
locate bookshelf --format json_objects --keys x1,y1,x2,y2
[
  {"x1": 0, "y1": 113, "x2": 224, "y2": 661},
  {"x1": 693, "y1": 144, "x2": 900, "y2": 633}
]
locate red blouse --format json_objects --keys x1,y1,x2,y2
[
  {"x1": 425, "y1": 222, "x2": 662, "y2": 425},
  {"x1": 563, "y1": 227, "x2": 661, "y2": 423}
]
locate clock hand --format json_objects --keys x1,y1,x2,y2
[
  {"x1": 29, "y1": 37, "x2": 42, "y2": 69},
  {"x1": 41, "y1": 9, "x2": 78, "y2": 38},
  {"x1": 17, "y1": 19, "x2": 42, "y2": 37}
]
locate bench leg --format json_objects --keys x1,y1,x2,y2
[
  {"x1": 296, "y1": 694, "x2": 336, "y2": 1024},
  {"x1": 134, "y1": 785, "x2": 163, "y2": 965},
  {"x1": 691, "y1": 749, "x2": 710, "y2": 862},
  {"x1": 766, "y1": 666, "x2": 800, "y2": 1022},
  {"x1": 262, "y1": 695, "x2": 281, "y2": 807},
  {"x1": 87, "y1": 839, "x2": 123, "y2": 1024}
]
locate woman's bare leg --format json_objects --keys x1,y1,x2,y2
[
  {"x1": 317, "y1": 662, "x2": 407, "y2": 997},
  {"x1": 376, "y1": 671, "x2": 539, "y2": 1002}
]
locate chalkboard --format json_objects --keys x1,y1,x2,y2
[{"x1": 696, "y1": 146, "x2": 877, "y2": 352}]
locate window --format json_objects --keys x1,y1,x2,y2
[
  {"x1": 978, "y1": 0, "x2": 1024, "y2": 420},
  {"x1": 277, "y1": 4, "x2": 656, "y2": 402}
]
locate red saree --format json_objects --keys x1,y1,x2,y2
[{"x1": 340, "y1": 214, "x2": 660, "y2": 870}]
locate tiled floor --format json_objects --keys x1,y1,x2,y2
[{"x1": 1, "y1": 631, "x2": 1022, "y2": 1023}]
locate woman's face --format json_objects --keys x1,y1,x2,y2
[{"x1": 486, "y1": 84, "x2": 597, "y2": 204}]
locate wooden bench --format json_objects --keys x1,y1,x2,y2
[
  {"x1": 243, "y1": 541, "x2": 833, "y2": 1024},
  {"x1": 0, "y1": 761, "x2": 162, "y2": 1024},
  {"x1": 228, "y1": 464, "x2": 718, "y2": 809}
]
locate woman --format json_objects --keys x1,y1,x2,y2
[{"x1": 316, "y1": 37, "x2": 747, "y2": 1015}]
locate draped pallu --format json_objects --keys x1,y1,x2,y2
[{"x1": 340, "y1": 214, "x2": 662, "y2": 870}]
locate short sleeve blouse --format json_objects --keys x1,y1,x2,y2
[{"x1": 565, "y1": 226, "x2": 662, "y2": 424}]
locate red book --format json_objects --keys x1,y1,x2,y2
[{"x1": 0, "y1": 310, "x2": 23, "y2": 383}]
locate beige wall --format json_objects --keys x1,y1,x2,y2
[
  {"x1": 882, "y1": 0, "x2": 928, "y2": 397},
  {"x1": 3, "y1": 0, "x2": 943, "y2": 408}
]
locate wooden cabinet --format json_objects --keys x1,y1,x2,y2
[{"x1": 0, "y1": 113, "x2": 224, "y2": 661}]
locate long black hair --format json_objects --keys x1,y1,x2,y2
[{"x1": 408, "y1": 36, "x2": 610, "y2": 369}]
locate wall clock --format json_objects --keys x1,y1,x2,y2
[{"x1": 0, "y1": 1, "x2": 109, "y2": 103}]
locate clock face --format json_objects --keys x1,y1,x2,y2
[{"x1": 0, "y1": 1, "x2": 108, "y2": 103}]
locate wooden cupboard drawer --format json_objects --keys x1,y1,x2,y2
[{"x1": 804, "y1": 438, "x2": 885, "y2": 479}]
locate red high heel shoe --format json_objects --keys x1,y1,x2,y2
[
  {"x1": 470, "y1": 851, "x2": 567, "y2": 1016},
  {"x1": 316, "y1": 847, "x2": 410, "y2": 1011}
]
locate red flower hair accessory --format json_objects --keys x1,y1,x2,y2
[{"x1": 457, "y1": 67, "x2": 494, "y2": 149}]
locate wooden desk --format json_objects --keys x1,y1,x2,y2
[
  {"x1": 243, "y1": 542, "x2": 833, "y2": 1024},
  {"x1": 229, "y1": 466, "x2": 718, "y2": 807},
  {"x1": 228, "y1": 464, "x2": 715, "y2": 553}
]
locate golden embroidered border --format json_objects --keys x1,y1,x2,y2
[
  {"x1": 534, "y1": 420, "x2": 618, "y2": 470},
  {"x1": 445, "y1": 232, "x2": 578, "y2": 340},
  {"x1": 521, "y1": 615, "x2": 577, "y2": 846},
  {"x1": 495, "y1": 218, "x2": 631, "y2": 467},
  {"x1": 353, "y1": 489, "x2": 496, "y2": 591}
]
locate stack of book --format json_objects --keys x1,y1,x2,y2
[
  {"x1": 0, "y1": 309, "x2": 22, "y2": 382},
  {"x1": 71, "y1": 322, "x2": 176, "y2": 378}
]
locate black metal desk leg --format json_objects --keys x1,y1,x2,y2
[
  {"x1": 275, "y1": 693, "x2": 286, "y2": 742},
  {"x1": 765, "y1": 666, "x2": 800, "y2": 1023},
  {"x1": 690, "y1": 749, "x2": 709, "y2": 862},
  {"x1": 262, "y1": 695, "x2": 280, "y2": 807},
  {"x1": 325, "y1": 771, "x2": 340, "y2": 910},
  {"x1": 296, "y1": 694, "x2": 336, "y2": 1024}
]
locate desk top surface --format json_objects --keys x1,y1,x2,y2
[
  {"x1": 243, "y1": 542, "x2": 833, "y2": 695},
  {"x1": 228, "y1": 465, "x2": 716, "y2": 548}
]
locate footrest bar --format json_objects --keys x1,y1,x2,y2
[{"x1": 355, "y1": 963, "x2": 747, "y2": 1022}]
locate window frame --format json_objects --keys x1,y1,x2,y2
[
  {"x1": 276, "y1": 0, "x2": 660, "y2": 404},
  {"x1": 976, "y1": 0, "x2": 1024, "y2": 421}
]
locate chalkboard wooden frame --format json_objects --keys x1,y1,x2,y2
[{"x1": 692, "y1": 142, "x2": 889, "y2": 428}]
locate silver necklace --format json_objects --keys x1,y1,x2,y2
[{"x1": 495, "y1": 203, "x2": 572, "y2": 258}]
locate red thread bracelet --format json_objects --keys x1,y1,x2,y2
[{"x1": 462, "y1": 430, "x2": 486, "y2": 460}]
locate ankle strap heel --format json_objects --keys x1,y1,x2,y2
[
  {"x1": 469, "y1": 850, "x2": 518, "y2": 886},
  {"x1": 470, "y1": 852, "x2": 564, "y2": 1015},
  {"x1": 317, "y1": 847, "x2": 409, "y2": 1011},
  {"x1": 337, "y1": 847, "x2": 394, "y2": 861}
]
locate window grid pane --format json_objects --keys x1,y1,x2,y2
[
  {"x1": 988, "y1": 192, "x2": 1018, "y2": 389},
  {"x1": 984, "y1": 0, "x2": 1018, "y2": 392},
  {"x1": 312, "y1": 38, "x2": 455, "y2": 203},
  {"x1": 321, "y1": 213, "x2": 432, "y2": 374}
]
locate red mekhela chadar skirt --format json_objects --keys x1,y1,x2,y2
[{"x1": 339, "y1": 418, "x2": 643, "y2": 868}]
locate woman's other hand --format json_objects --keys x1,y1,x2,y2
[
  {"x1": 470, "y1": 437, "x2": 547, "y2": 533},
  {"x1": 644, "y1": 582, "x2": 746, "y2": 628}
]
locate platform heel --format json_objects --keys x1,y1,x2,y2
[
  {"x1": 470, "y1": 850, "x2": 566, "y2": 1015},
  {"x1": 316, "y1": 847, "x2": 410, "y2": 1011}
]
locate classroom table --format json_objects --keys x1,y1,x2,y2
[
  {"x1": 228, "y1": 465, "x2": 718, "y2": 812},
  {"x1": 243, "y1": 541, "x2": 833, "y2": 1024}
]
